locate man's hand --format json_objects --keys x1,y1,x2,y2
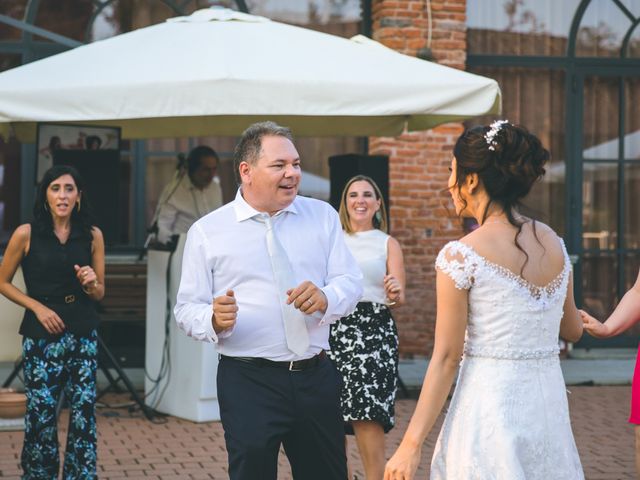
[
  {"x1": 287, "y1": 281, "x2": 328, "y2": 315},
  {"x1": 213, "y1": 290, "x2": 237, "y2": 334}
]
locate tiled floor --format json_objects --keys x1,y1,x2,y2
[{"x1": 0, "y1": 386, "x2": 635, "y2": 479}]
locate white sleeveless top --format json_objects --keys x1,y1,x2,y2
[{"x1": 343, "y1": 229, "x2": 389, "y2": 304}]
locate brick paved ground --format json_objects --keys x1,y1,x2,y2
[{"x1": 0, "y1": 386, "x2": 635, "y2": 479}]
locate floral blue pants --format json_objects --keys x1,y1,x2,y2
[{"x1": 21, "y1": 331, "x2": 98, "y2": 480}]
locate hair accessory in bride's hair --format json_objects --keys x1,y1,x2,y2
[{"x1": 484, "y1": 119, "x2": 509, "y2": 151}]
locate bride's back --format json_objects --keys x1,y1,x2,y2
[
  {"x1": 440, "y1": 121, "x2": 583, "y2": 350},
  {"x1": 436, "y1": 219, "x2": 571, "y2": 357},
  {"x1": 464, "y1": 220, "x2": 565, "y2": 288}
]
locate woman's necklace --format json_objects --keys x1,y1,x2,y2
[
  {"x1": 481, "y1": 216, "x2": 526, "y2": 227},
  {"x1": 481, "y1": 219, "x2": 512, "y2": 226}
]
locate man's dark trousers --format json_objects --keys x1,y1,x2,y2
[{"x1": 217, "y1": 355, "x2": 348, "y2": 480}]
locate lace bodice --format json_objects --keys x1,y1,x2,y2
[{"x1": 435, "y1": 239, "x2": 571, "y2": 360}]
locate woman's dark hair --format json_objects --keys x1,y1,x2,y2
[
  {"x1": 33, "y1": 165, "x2": 95, "y2": 239},
  {"x1": 452, "y1": 122, "x2": 550, "y2": 272}
]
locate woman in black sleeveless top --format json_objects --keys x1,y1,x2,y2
[{"x1": 0, "y1": 165, "x2": 105, "y2": 479}]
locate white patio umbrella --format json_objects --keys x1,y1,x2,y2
[
  {"x1": 298, "y1": 170, "x2": 330, "y2": 200},
  {"x1": 0, "y1": 7, "x2": 501, "y2": 141}
]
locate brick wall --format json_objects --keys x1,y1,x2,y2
[{"x1": 370, "y1": 0, "x2": 467, "y2": 356}]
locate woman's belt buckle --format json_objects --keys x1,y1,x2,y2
[{"x1": 64, "y1": 294, "x2": 76, "y2": 304}]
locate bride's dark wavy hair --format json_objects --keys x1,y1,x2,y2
[
  {"x1": 33, "y1": 165, "x2": 95, "y2": 239},
  {"x1": 452, "y1": 122, "x2": 550, "y2": 274}
]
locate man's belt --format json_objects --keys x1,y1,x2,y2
[{"x1": 220, "y1": 351, "x2": 326, "y2": 372}]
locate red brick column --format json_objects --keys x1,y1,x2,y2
[{"x1": 370, "y1": 0, "x2": 467, "y2": 356}]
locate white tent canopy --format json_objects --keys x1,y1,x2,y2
[
  {"x1": 0, "y1": 8, "x2": 501, "y2": 141},
  {"x1": 583, "y1": 130, "x2": 640, "y2": 160},
  {"x1": 299, "y1": 171, "x2": 330, "y2": 200}
]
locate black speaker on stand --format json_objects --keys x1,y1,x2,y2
[{"x1": 328, "y1": 154, "x2": 389, "y2": 213}]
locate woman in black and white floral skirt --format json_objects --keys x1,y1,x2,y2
[{"x1": 329, "y1": 175, "x2": 406, "y2": 480}]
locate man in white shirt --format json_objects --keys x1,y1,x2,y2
[
  {"x1": 174, "y1": 122, "x2": 362, "y2": 480},
  {"x1": 155, "y1": 145, "x2": 222, "y2": 244}
]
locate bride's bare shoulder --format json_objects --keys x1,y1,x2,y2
[{"x1": 460, "y1": 219, "x2": 564, "y2": 261}]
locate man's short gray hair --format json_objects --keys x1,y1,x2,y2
[{"x1": 233, "y1": 121, "x2": 294, "y2": 183}]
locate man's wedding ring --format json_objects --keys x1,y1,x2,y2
[{"x1": 305, "y1": 300, "x2": 312, "y2": 307}]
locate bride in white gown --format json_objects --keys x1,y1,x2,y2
[{"x1": 385, "y1": 121, "x2": 585, "y2": 480}]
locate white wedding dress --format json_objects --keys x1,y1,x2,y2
[{"x1": 431, "y1": 240, "x2": 584, "y2": 480}]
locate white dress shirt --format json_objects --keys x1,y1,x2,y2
[
  {"x1": 156, "y1": 173, "x2": 222, "y2": 244},
  {"x1": 174, "y1": 189, "x2": 363, "y2": 361}
]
